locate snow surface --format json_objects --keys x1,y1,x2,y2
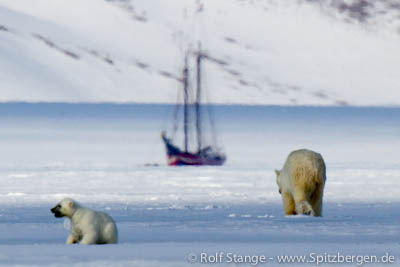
[
  {"x1": 0, "y1": 0, "x2": 399, "y2": 105},
  {"x1": 0, "y1": 103, "x2": 399, "y2": 266}
]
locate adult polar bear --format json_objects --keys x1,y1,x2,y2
[
  {"x1": 51, "y1": 198, "x2": 118, "y2": 244},
  {"x1": 275, "y1": 149, "x2": 326, "y2": 217}
]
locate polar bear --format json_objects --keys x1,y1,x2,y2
[
  {"x1": 275, "y1": 149, "x2": 326, "y2": 217},
  {"x1": 50, "y1": 198, "x2": 118, "y2": 245}
]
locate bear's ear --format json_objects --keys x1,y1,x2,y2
[
  {"x1": 68, "y1": 200, "x2": 74, "y2": 208},
  {"x1": 274, "y1": 170, "x2": 280, "y2": 177}
]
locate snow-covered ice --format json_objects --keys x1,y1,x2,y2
[{"x1": 0, "y1": 103, "x2": 399, "y2": 266}]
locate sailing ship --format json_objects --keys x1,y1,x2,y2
[{"x1": 161, "y1": 45, "x2": 226, "y2": 166}]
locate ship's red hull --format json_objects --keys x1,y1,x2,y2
[{"x1": 167, "y1": 152, "x2": 225, "y2": 166}]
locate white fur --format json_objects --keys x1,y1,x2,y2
[
  {"x1": 54, "y1": 198, "x2": 118, "y2": 245},
  {"x1": 275, "y1": 149, "x2": 326, "y2": 217}
]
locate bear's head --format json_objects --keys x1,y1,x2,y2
[
  {"x1": 50, "y1": 198, "x2": 78, "y2": 218},
  {"x1": 274, "y1": 169, "x2": 282, "y2": 194}
]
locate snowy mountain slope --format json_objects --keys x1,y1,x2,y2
[{"x1": 0, "y1": 0, "x2": 399, "y2": 105}]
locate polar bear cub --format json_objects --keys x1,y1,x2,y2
[
  {"x1": 275, "y1": 149, "x2": 326, "y2": 217},
  {"x1": 51, "y1": 198, "x2": 118, "y2": 244}
]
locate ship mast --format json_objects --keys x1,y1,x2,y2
[
  {"x1": 195, "y1": 43, "x2": 202, "y2": 152},
  {"x1": 183, "y1": 53, "x2": 189, "y2": 152}
]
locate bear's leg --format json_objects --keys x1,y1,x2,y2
[
  {"x1": 310, "y1": 185, "x2": 324, "y2": 217},
  {"x1": 313, "y1": 198, "x2": 322, "y2": 217},
  {"x1": 66, "y1": 234, "x2": 77, "y2": 245},
  {"x1": 296, "y1": 201, "x2": 314, "y2": 216},
  {"x1": 80, "y1": 232, "x2": 98, "y2": 245},
  {"x1": 282, "y1": 192, "x2": 296, "y2": 215},
  {"x1": 293, "y1": 189, "x2": 314, "y2": 216}
]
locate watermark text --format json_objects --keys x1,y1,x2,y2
[{"x1": 187, "y1": 252, "x2": 396, "y2": 265}]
